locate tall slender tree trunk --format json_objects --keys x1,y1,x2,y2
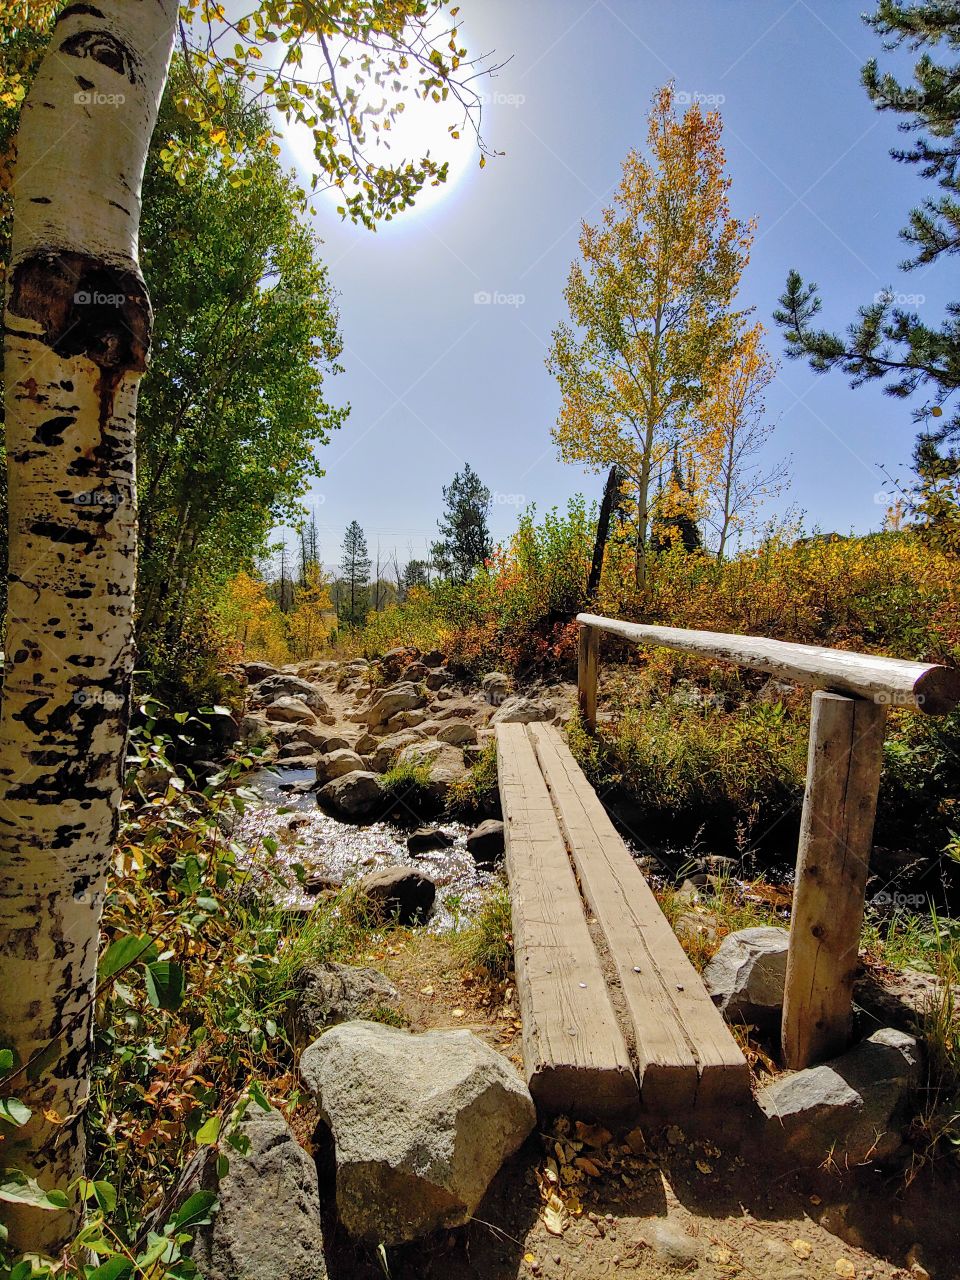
[{"x1": 0, "y1": 1, "x2": 178, "y2": 1252}]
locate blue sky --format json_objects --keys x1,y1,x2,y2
[{"x1": 276, "y1": 0, "x2": 941, "y2": 572}]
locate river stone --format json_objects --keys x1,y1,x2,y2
[
  {"x1": 434, "y1": 719, "x2": 479, "y2": 746},
  {"x1": 369, "y1": 729, "x2": 427, "y2": 772},
  {"x1": 242, "y1": 660, "x2": 278, "y2": 684},
  {"x1": 317, "y1": 770, "x2": 385, "y2": 820},
  {"x1": 490, "y1": 695, "x2": 555, "y2": 724},
  {"x1": 300, "y1": 1022, "x2": 535, "y2": 1244},
  {"x1": 190, "y1": 1105, "x2": 326, "y2": 1280},
  {"x1": 316, "y1": 748, "x2": 366, "y2": 783},
  {"x1": 703, "y1": 926, "x2": 790, "y2": 1029},
  {"x1": 297, "y1": 962, "x2": 400, "y2": 1035},
  {"x1": 358, "y1": 866, "x2": 436, "y2": 924},
  {"x1": 354, "y1": 682, "x2": 426, "y2": 727},
  {"x1": 758, "y1": 1027, "x2": 921, "y2": 1164},
  {"x1": 254, "y1": 673, "x2": 330, "y2": 715},
  {"x1": 263, "y1": 696, "x2": 317, "y2": 725},
  {"x1": 481, "y1": 671, "x2": 513, "y2": 705},
  {"x1": 396, "y1": 740, "x2": 468, "y2": 797},
  {"x1": 407, "y1": 826, "x2": 455, "y2": 854},
  {"x1": 466, "y1": 819, "x2": 506, "y2": 863}
]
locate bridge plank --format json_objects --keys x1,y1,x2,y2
[
  {"x1": 496, "y1": 723, "x2": 638, "y2": 1120},
  {"x1": 529, "y1": 723, "x2": 751, "y2": 1112}
]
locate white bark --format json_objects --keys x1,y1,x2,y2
[{"x1": 0, "y1": 0, "x2": 177, "y2": 1251}]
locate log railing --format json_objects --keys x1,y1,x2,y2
[{"x1": 575, "y1": 612, "x2": 960, "y2": 1070}]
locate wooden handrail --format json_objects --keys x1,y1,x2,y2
[
  {"x1": 575, "y1": 613, "x2": 960, "y2": 1073},
  {"x1": 576, "y1": 613, "x2": 960, "y2": 716}
]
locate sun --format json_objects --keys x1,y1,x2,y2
[{"x1": 285, "y1": 40, "x2": 477, "y2": 219}]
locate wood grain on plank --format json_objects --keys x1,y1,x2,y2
[
  {"x1": 496, "y1": 723, "x2": 637, "y2": 1119},
  {"x1": 529, "y1": 723, "x2": 751, "y2": 1111}
]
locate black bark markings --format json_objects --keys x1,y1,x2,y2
[
  {"x1": 28, "y1": 522, "x2": 98, "y2": 554},
  {"x1": 58, "y1": 29, "x2": 140, "y2": 84},
  {"x1": 35, "y1": 415, "x2": 76, "y2": 447},
  {"x1": 58, "y1": 4, "x2": 106, "y2": 22}
]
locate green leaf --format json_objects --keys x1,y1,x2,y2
[
  {"x1": 173, "y1": 1190, "x2": 218, "y2": 1230},
  {"x1": 0, "y1": 1173, "x2": 67, "y2": 1210},
  {"x1": 145, "y1": 960, "x2": 186, "y2": 1011},
  {"x1": 0, "y1": 1048, "x2": 13, "y2": 1071},
  {"x1": 93, "y1": 1179, "x2": 117, "y2": 1212},
  {"x1": 99, "y1": 934, "x2": 158, "y2": 980},
  {"x1": 88, "y1": 1259, "x2": 134, "y2": 1280},
  {"x1": 0, "y1": 1097, "x2": 31, "y2": 1126},
  {"x1": 195, "y1": 1114, "x2": 221, "y2": 1145}
]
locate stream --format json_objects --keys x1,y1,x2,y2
[{"x1": 234, "y1": 765, "x2": 497, "y2": 932}]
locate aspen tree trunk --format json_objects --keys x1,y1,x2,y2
[{"x1": 0, "y1": 0, "x2": 178, "y2": 1252}]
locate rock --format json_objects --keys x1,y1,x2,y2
[
  {"x1": 491, "y1": 695, "x2": 555, "y2": 725},
  {"x1": 242, "y1": 660, "x2": 279, "y2": 684},
  {"x1": 466, "y1": 819, "x2": 505, "y2": 863},
  {"x1": 432, "y1": 698, "x2": 488, "y2": 722},
  {"x1": 304, "y1": 730, "x2": 350, "y2": 753},
  {"x1": 355, "y1": 682, "x2": 426, "y2": 728},
  {"x1": 240, "y1": 713, "x2": 270, "y2": 740},
  {"x1": 300, "y1": 1022, "x2": 535, "y2": 1244},
  {"x1": 190, "y1": 1106, "x2": 326, "y2": 1280},
  {"x1": 317, "y1": 771, "x2": 385, "y2": 820},
  {"x1": 254, "y1": 673, "x2": 331, "y2": 715},
  {"x1": 401, "y1": 661, "x2": 430, "y2": 681},
  {"x1": 304, "y1": 872, "x2": 339, "y2": 896},
  {"x1": 277, "y1": 740, "x2": 318, "y2": 761},
  {"x1": 642, "y1": 1218, "x2": 702, "y2": 1268},
  {"x1": 264, "y1": 696, "x2": 317, "y2": 725},
  {"x1": 396, "y1": 740, "x2": 468, "y2": 797},
  {"x1": 757, "y1": 1027, "x2": 921, "y2": 1165},
  {"x1": 354, "y1": 731, "x2": 378, "y2": 755},
  {"x1": 369, "y1": 729, "x2": 426, "y2": 772},
  {"x1": 703, "y1": 926, "x2": 790, "y2": 1029},
  {"x1": 380, "y1": 646, "x2": 419, "y2": 680},
  {"x1": 422, "y1": 649, "x2": 445, "y2": 668},
  {"x1": 425, "y1": 670, "x2": 448, "y2": 691},
  {"x1": 854, "y1": 965, "x2": 942, "y2": 1037},
  {"x1": 434, "y1": 719, "x2": 479, "y2": 746},
  {"x1": 316, "y1": 748, "x2": 366, "y2": 782},
  {"x1": 407, "y1": 827, "x2": 455, "y2": 854},
  {"x1": 276, "y1": 755, "x2": 317, "y2": 772},
  {"x1": 297, "y1": 962, "x2": 400, "y2": 1035},
  {"x1": 357, "y1": 866, "x2": 436, "y2": 925},
  {"x1": 481, "y1": 671, "x2": 513, "y2": 705}
]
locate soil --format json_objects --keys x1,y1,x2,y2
[{"x1": 305, "y1": 932, "x2": 960, "y2": 1280}]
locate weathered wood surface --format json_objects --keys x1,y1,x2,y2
[
  {"x1": 576, "y1": 613, "x2": 960, "y2": 715},
  {"x1": 496, "y1": 723, "x2": 638, "y2": 1119},
  {"x1": 782, "y1": 692, "x2": 887, "y2": 1069},
  {"x1": 577, "y1": 624, "x2": 599, "y2": 733},
  {"x1": 529, "y1": 724, "x2": 750, "y2": 1111}
]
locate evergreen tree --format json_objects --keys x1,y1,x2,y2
[
  {"x1": 652, "y1": 452, "x2": 704, "y2": 552},
  {"x1": 776, "y1": 2, "x2": 960, "y2": 459},
  {"x1": 339, "y1": 520, "x2": 371, "y2": 626},
  {"x1": 430, "y1": 463, "x2": 493, "y2": 583},
  {"x1": 401, "y1": 558, "x2": 432, "y2": 597}
]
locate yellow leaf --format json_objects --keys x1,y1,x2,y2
[
  {"x1": 543, "y1": 1193, "x2": 568, "y2": 1236},
  {"x1": 574, "y1": 1156, "x2": 602, "y2": 1177},
  {"x1": 695, "y1": 1159, "x2": 713, "y2": 1174},
  {"x1": 791, "y1": 1239, "x2": 813, "y2": 1260},
  {"x1": 523, "y1": 1254, "x2": 536, "y2": 1265}
]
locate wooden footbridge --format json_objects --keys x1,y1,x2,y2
[{"x1": 496, "y1": 614, "x2": 960, "y2": 1122}]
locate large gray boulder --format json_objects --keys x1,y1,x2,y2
[
  {"x1": 254, "y1": 673, "x2": 331, "y2": 715},
  {"x1": 758, "y1": 1027, "x2": 921, "y2": 1165},
  {"x1": 300, "y1": 1022, "x2": 536, "y2": 1244},
  {"x1": 354, "y1": 682, "x2": 426, "y2": 728},
  {"x1": 190, "y1": 1106, "x2": 326, "y2": 1280},
  {"x1": 369, "y1": 728, "x2": 426, "y2": 772},
  {"x1": 396, "y1": 740, "x2": 468, "y2": 797},
  {"x1": 490, "y1": 695, "x2": 556, "y2": 725},
  {"x1": 481, "y1": 671, "x2": 513, "y2": 705},
  {"x1": 467, "y1": 819, "x2": 505, "y2": 863},
  {"x1": 264, "y1": 696, "x2": 317, "y2": 725},
  {"x1": 297, "y1": 962, "x2": 400, "y2": 1036},
  {"x1": 317, "y1": 770, "x2": 385, "y2": 820},
  {"x1": 703, "y1": 926, "x2": 790, "y2": 1029},
  {"x1": 358, "y1": 866, "x2": 436, "y2": 924},
  {"x1": 315, "y1": 748, "x2": 366, "y2": 783}
]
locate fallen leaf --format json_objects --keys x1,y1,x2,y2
[
  {"x1": 665, "y1": 1124, "x2": 685, "y2": 1145},
  {"x1": 575, "y1": 1156, "x2": 602, "y2": 1177},
  {"x1": 451, "y1": 1008, "x2": 465, "y2": 1018},
  {"x1": 574, "y1": 1120, "x2": 612, "y2": 1149},
  {"x1": 835, "y1": 1261, "x2": 856, "y2": 1278},
  {"x1": 523, "y1": 1253, "x2": 536, "y2": 1265},
  {"x1": 696, "y1": 1159, "x2": 713, "y2": 1174},
  {"x1": 792, "y1": 1239, "x2": 813, "y2": 1260},
  {"x1": 543, "y1": 1192, "x2": 569, "y2": 1236},
  {"x1": 420, "y1": 985, "x2": 434, "y2": 996},
  {"x1": 624, "y1": 1127, "x2": 646, "y2": 1154}
]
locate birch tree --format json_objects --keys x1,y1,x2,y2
[
  {"x1": 0, "y1": 0, "x2": 489, "y2": 1251},
  {"x1": 547, "y1": 84, "x2": 754, "y2": 586}
]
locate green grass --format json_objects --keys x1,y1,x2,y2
[
  {"x1": 456, "y1": 878, "x2": 513, "y2": 981},
  {"x1": 447, "y1": 739, "x2": 499, "y2": 819}
]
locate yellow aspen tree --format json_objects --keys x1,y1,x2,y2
[
  {"x1": 697, "y1": 320, "x2": 789, "y2": 560},
  {"x1": 547, "y1": 83, "x2": 754, "y2": 586}
]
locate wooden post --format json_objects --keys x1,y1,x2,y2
[
  {"x1": 578, "y1": 623, "x2": 599, "y2": 733},
  {"x1": 782, "y1": 691, "x2": 887, "y2": 1069}
]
